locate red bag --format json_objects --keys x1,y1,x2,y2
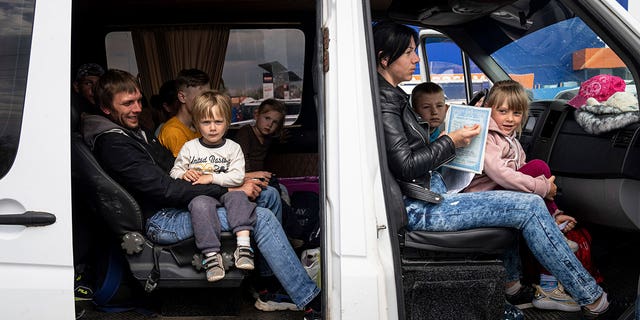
[{"x1": 565, "y1": 227, "x2": 605, "y2": 284}]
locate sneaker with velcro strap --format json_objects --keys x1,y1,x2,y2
[
  {"x1": 202, "y1": 253, "x2": 225, "y2": 282},
  {"x1": 234, "y1": 246, "x2": 255, "y2": 270}
]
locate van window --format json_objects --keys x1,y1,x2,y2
[
  {"x1": 0, "y1": 0, "x2": 35, "y2": 178},
  {"x1": 105, "y1": 32, "x2": 139, "y2": 76},
  {"x1": 223, "y1": 29, "x2": 304, "y2": 125},
  {"x1": 423, "y1": 36, "x2": 490, "y2": 105},
  {"x1": 105, "y1": 28, "x2": 304, "y2": 126}
]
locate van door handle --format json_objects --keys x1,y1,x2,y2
[{"x1": 0, "y1": 211, "x2": 56, "y2": 226}]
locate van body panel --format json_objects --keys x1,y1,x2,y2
[
  {"x1": 323, "y1": 0, "x2": 397, "y2": 319},
  {"x1": 0, "y1": 0, "x2": 638, "y2": 318},
  {"x1": 0, "y1": 0, "x2": 74, "y2": 318}
]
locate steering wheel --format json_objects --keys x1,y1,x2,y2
[{"x1": 469, "y1": 88, "x2": 488, "y2": 107}]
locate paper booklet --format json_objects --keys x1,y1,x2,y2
[{"x1": 442, "y1": 104, "x2": 491, "y2": 174}]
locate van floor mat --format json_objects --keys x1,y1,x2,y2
[
  {"x1": 523, "y1": 224, "x2": 639, "y2": 320},
  {"x1": 77, "y1": 287, "x2": 303, "y2": 319}
]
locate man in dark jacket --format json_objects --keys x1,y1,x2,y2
[{"x1": 80, "y1": 69, "x2": 320, "y2": 313}]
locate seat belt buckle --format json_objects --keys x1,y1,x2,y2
[{"x1": 144, "y1": 274, "x2": 158, "y2": 292}]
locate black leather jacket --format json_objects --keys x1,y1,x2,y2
[{"x1": 379, "y1": 74, "x2": 456, "y2": 189}]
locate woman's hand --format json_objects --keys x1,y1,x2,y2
[{"x1": 447, "y1": 124, "x2": 481, "y2": 148}]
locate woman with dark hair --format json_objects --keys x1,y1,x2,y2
[{"x1": 374, "y1": 21, "x2": 609, "y2": 318}]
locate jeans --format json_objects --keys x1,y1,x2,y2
[
  {"x1": 147, "y1": 187, "x2": 280, "y2": 244},
  {"x1": 146, "y1": 188, "x2": 318, "y2": 308},
  {"x1": 405, "y1": 172, "x2": 603, "y2": 305},
  {"x1": 256, "y1": 186, "x2": 283, "y2": 223}
]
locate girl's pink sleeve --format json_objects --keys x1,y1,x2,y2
[{"x1": 482, "y1": 135, "x2": 550, "y2": 197}]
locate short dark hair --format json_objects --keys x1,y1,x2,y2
[
  {"x1": 156, "y1": 80, "x2": 178, "y2": 109},
  {"x1": 75, "y1": 63, "x2": 105, "y2": 81},
  {"x1": 373, "y1": 21, "x2": 418, "y2": 67},
  {"x1": 176, "y1": 69, "x2": 210, "y2": 89},
  {"x1": 411, "y1": 82, "x2": 444, "y2": 106},
  {"x1": 95, "y1": 69, "x2": 140, "y2": 111}
]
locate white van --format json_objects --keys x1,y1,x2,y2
[{"x1": 1, "y1": 0, "x2": 639, "y2": 319}]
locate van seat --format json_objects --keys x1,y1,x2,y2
[
  {"x1": 71, "y1": 132, "x2": 247, "y2": 289},
  {"x1": 404, "y1": 227, "x2": 515, "y2": 254},
  {"x1": 385, "y1": 173, "x2": 515, "y2": 319}
]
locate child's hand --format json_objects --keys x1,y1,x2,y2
[
  {"x1": 279, "y1": 128, "x2": 291, "y2": 144},
  {"x1": 555, "y1": 213, "x2": 577, "y2": 233},
  {"x1": 182, "y1": 169, "x2": 202, "y2": 182},
  {"x1": 447, "y1": 124, "x2": 480, "y2": 148},
  {"x1": 192, "y1": 174, "x2": 213, "y2": 185},
  {"x1": 545, "y1": 176, "x2": 558, "y2": 200}
]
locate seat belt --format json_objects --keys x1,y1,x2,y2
[{"x1": 144, "y1": 245, "x2": 162, "y2": 292}]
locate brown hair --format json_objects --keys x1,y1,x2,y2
[
  {"x1": 95, "y1": 69, "x2": 140, "y2": 111},
  {"x1": 256, "y1": 98, "x2": 286, "y2": 134},
  {"x1": 192, "y1": 91, "x2": 232, "y2": 127},
  {"x1": 484, "y1": 80, "x2": 529, "y2": 135},
  {"x1": 411, "y1": 81, "x2": 445, "y2": 107}
]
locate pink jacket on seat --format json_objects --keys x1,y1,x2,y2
[{"x1": 464, "y1": 118, "x2": 550, "y2": 197}]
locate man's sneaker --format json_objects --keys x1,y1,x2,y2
[
  {"x1": 254, "y1": 290, "x2": 300, "y2": 311},
  {"x1": 74, "y1": 273, "x2": 94, "y2": 301},
  {"x1": 234, "y1": 246, "x2": 255, "y2": 270},
  {"x1": 303, "y1": 307, "x2": 322, "y2": 320},
  {"x1": 503, "y1": 301, "x2": 524, "y2": 320},
  {"x1": 532, "y1": 284, "x2": 581, "y2": 312},
  {"x1": 203, "y1": 253, "x2": 225, "y2": 282},
  {"x1": 506, "y1": 284, "x2": 535, "y2": 306}
]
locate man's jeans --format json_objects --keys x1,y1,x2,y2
[
  {"x1": 404, "y1": 172, "x2": 603, "y2": 305},
  {"x1": 146, "y1": 187, "x2": 317, "y2": 308}
]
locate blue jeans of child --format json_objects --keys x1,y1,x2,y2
[
  {"x1": 146, "y1": 187, "x2": 317, "y2": 308},
  {"x1": 405, "y1": 172, "x2": 603, "y2": 306}
]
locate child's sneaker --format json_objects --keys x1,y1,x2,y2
[
  {"x1": 254, "y1": 290, "x2": 300, "y2": 311},
  {"x1": 565, "y1": 237, "x2": 579, "y2": 252},
  {"x1": 532, "y1": 284, "x2": 581, "y2": 312},
  {"x1": 202, "y1": 253, "x2": 225, "y2": 282},
  {"x1": 234, "y1": 246, "x2": 255, "y2": 270}
]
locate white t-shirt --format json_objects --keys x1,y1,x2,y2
[{"x1": 170, "y1": 138, "x2": 245, "y2": 187}]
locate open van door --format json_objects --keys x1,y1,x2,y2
[{"x1": 0, "y1": 0, "x2": 74, "y2": 318}]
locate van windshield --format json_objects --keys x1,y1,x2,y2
[{"x1": 491, "y1": 17, "x2": 634, "y2": 101}]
